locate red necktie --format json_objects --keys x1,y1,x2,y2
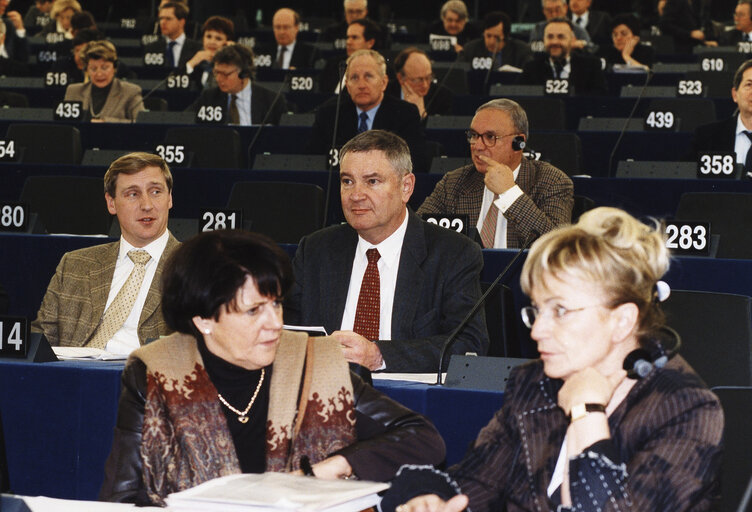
[{"x1": 353, "y1": 248, "x2": 380, "y2": 340}]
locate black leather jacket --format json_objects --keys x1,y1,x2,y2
[{"x1": 100, "y1": 359, "x2": 446, "y2": 504}]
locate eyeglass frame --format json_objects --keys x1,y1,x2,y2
[
  {"x1": 465, "y1": 129, "x2": 521, "y2": 147},
  {"x1": 402, "y1": 73, "x2": 435, "y2": 86},
  {"x1": 520, "y1": 302, "x2": 609, "y2": 329},
  {"x1": 212, "y1": 67, "x2": 240, "y2": 79}
]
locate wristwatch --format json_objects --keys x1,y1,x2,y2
[{"x1": 569, "y1": 403, "x2": 606, "y2": 422}]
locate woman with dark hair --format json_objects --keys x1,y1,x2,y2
[
  {"x1": 184, "y1": 15, "x2": 235, "y2": 88},
  {"x1": 387, "y1": 207, "x2": 723, "y2": 512},
  {"x1": 597, "y1": 14, "x2": 654, "y2": 69},
  {"x1": 100, "y1": 229, "x2": 445, "y2": 506}
]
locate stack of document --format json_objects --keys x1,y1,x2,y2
[
  {"x1": 52, "y1": 347, "x2": 127, "y2": 360},
  {"x1": 166, "y1": 473, "x2": 389, "y2": 512}
]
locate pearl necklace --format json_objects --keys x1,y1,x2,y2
[{"x1": 217, "y1": 368, "x2": 265, "y2": 424}]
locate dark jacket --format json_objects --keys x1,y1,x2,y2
[
  {"x1": 688, "y1": 115, "x2": 737, "y2": 160},
  {"x1": 459, "y1": 37, "x2": 534, "y2": 70},
  {"x1": 520, "y1": 52, "x2": 607, "y2": 95},
  {"x1": 385, "y1": 80, "x2": 452, "y2": 118},
  {"x1": 189, "y1": 83, "x2": 288, "y2": 125},
  {"x1": 143, "y1": 36, "x2": 203, "y2": 69},
  {"x1": 569, "y1": 9, "x2": 613, "y2": 45}
]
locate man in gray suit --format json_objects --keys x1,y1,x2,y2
[
  {"x1": 32, "y1": 152, "x2": 179, "y2": 354},
  {"x1": 286, "y1": 130, "x2": 488, "y2": 373}
]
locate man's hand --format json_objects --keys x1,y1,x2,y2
[
  {"x1": 332, "y1": 330, "x2": 384, "y2": 370},
  {"x1": 402, "y1": 82, "x2": 426, "y2": 119},
  {"x1": 6, "y1": 11, "x2": 24, "y2": 31},
  {"x1": 478, "y1": 155, "x2": 515, "y2": 195}
]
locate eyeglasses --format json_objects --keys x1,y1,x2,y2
[
  {"x1": 520, "y1": 303, "x2": 605, "y2": 329},
  {"x1": 213, "y1": 68, "x2": 239, "y2": 79},
  {"x1": 404, "y1": 74, "x2": 434, "y2": 86},
  {"x1": 465, "y1": 130, "x2": 519, "y2": 147}
]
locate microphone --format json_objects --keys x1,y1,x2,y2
[
  {"x1": 435, "y1": 230, "x2": 539, "y2": 385},
  {"x1": 139, "y1": 69, "x2": 177, "y2": 108},
  {"x1": 424, "y1": 53, "x2": 459, "y2": 115},
  {"x1": 482, "y1": 36, "x2": 502, "y2": 95},
  {"x1": 247, "y1": 71, "x2": 292, "y2": 164},
  {"x1": 607, "y1": 68, "x2": 653, "y2": 175},
  {"x1": 322, "y1": 60, "x2": 348, "y2": 227}
]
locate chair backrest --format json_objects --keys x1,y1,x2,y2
[
  {"x1": 143, "y1": 96, "x2": 168, "y2": 112},
  {"x1": 279, "y1": 113, "x2": 316, "y2": 127},
  {"x1": 0, "y1": 409, "x2": 9, "y2": 493},
  {"x1": 571, "y1": 194, "x2": 595, "y2": 223},
  {"x1": 429, "y1": 156, "x2": 472, "y2": 175},
  {"x1": 616, "y1": 160, "x2": 698, "y2": 179},
  {"x1": 20, "y1": 176, "x2": 111, "y2": 235},
  {"x1": 514, "y1": 97, "x2": 566, "y2": 131},
  {"x1": 165, "y1": 126, "x2": 242, "y2": 169},
  {"x1": 6, "y1": 123, "x2": 82, "y2": 164},
  {"x1": 227, "y1": 182, "x2": 324, "y2": 244},
  {"x1": 675, "y1": 192, "x2": 752, "y2": 259},
  {"x1": 135, "y1": 110, "x2": 196, "y2": 124},
  {"x1": 526, "y1": 132, "x2": 583, "y2": 175},
  {"x1": 432, "y1": 61, "x2": 470, "y2": 95},
  {"x1": 481, "y1": 281, "x2": 521, "y2": 358},
  {"x1": 710, "y1": 386, "x2": 752, "y2": 512},
  {"x1": 251, "y1": 153, "x2": 328, "y2": 171},
  {"x1": 0, "y1": 91, "x2": 29, "y2": 108},
  {"x1": 81, "y1": 149, "x2": 133, "y2": 167},
  {"x1": 662, "y1": 290, "x2": 752, "y2": 387},
  {"x1": 647, "y1": 98, "x2": 716, "y2": 131}
]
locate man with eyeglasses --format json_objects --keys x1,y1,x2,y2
[
  {"x1": 189, "y1": 44, "x2": 287, "y2": 125},
  {"x1": 720, "y1": 0, "x2": 752, "y2": 44},
  {"x1": 386, "y1": 47, "x2": 452, "y2": 121},
  {"x1": 459, "y1": 11, "x2": 533, "y2": 71},
  {"x1": 417, "y1": 98, "x2": 573, "y2": 248},
  {"x1": 307, "y1": 49, "x2": 427, "y2": 172}
]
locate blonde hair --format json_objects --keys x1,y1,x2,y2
[
  {"x1": 82, "y1": 40, "x2": 117, "y2": 66},
  {"x1": 346, "y1": 49, "x2": 386, "y2": 77},
  {"x1": 521, "y1": 207, "x2": 669, "y2": 344},
  {"x1": 51, "y1": 0, "x2": 82, "y2": 19}
]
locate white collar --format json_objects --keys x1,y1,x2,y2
[
  {"x1": 118, "y1": 229, "x2": 169, "y2": 263},
  {"x1": 355, "y1": 209, "x2": 409, "y2": 271}
]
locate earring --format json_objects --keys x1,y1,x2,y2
[{"x1": 203, "y1": 329, "x2": 211, "y2": 335}]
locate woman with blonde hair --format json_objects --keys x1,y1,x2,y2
[
  {"x1": 387, "y1": 207, "x2": 723, "y2": 512},
  {"x1": 39, "y1": 0, "x2": 81, "y2": 39}
]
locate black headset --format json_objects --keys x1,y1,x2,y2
[
  {"x1": 623, "y1": 326, "x2": 681, "y2": 379},
  {"x1": 512, "y1": 135, "x2": 526, "y2": 151},
  {"x1": 222, "y1": 45, "x2": 254, "y2": 79}
]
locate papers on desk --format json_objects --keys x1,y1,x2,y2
[
  {"x1": 283, "y1": 325, "x2": 328, "y2": 337},
  {"x1": 166, "y1": 473, "x2": 389, "y2": 511},
  {"x1": 52, "y1": 347, "x2": 128, "y2": 361},
  {"x1": 12, "y1": 495, "x2": 162, "y2": 510},
  {"x1": 372, "y1": 373, "x2": 445, "y2": 384}
]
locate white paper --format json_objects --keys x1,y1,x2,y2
[
  {"x1": 283, "y1": 325, "x2": 328, "y2": 336},
  {"x1": 52, "y1": 347, "x2": 128, "y2": 360},
  {"x1": 19, "y1": 495, "x2": 161, "y2": 510},
  {"x1": 166, "y1": 473, "x2": 389, "y2": 512},
  {"x1": 372, "y1": 373, "x2": 444, "y2": 384}
]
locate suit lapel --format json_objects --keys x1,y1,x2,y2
[
  {"x1": 506, "y1": 159, "x2": 534, "y2": 247},
  {"x1": 320, "y1": 227, "x2": 357, "y2": 331},
  {"x1": 391, "y1": 211, "x2": 426, "y2": 337},
  {"x1": 86, "y1": 242, "x2": 120, "y2": 341},
  {"x1": 138, "y1": 234, "x2": 179, "y2": 336}
]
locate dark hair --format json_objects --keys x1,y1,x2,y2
[
  {"x1": 393, "y1": 46, "x2": 428, "y2": 73},
  {"x1": 160, "y1": 1, "x2": 189, "y2": 20},
  {"x1": 70, "y1": 10, "x2": 96, "y2": 32},
  {"x1": 734, "y1": 59, "x2": 752, "y2": 89},
  {"x1": 71, "y1": 27, "x2": 103, "y2": 48},
  {"x1": 350, "y1": 17, "x2": 381, "y2": 46},
  {"x1": 203, "y1": 15, "x2": 234, "y2": 41},
  {"x1": 213, "y1": 44, "x2": 255, "y2": 77},
  {"x1": 610, "y1": 14, "x2": 640, "y2": 36},
  {"x1": 482, "y1": 10, "x2": 511, "y2": 38},
  {"x1": 161, "y1": 230, "x2": 293, "y2": 336},
  {"x1": 544, "y1": 16, "x2": 575, "y2": 31},
  {"x1": 340, "y1": 129, "x2": 413, "y2": 176}
]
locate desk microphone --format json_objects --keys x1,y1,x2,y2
[
  {"x1": 323, "y1": 60, "x2": 347, "y2": 227},
  {"x1": 435, "y1": 230, "x2": 538, "y2": 386},
  {"x1": 424, "y1": 53, "x2": 460, "y2": 115},
  {"x1": 607, "y1": 68, "x2": 653, "y2": 175},
  {"x1": 247, "y1": 71, "x2": 292, "y2": 165},
  {"x1": 140, "y1": 69, "x2": 178, "y2": 105}
]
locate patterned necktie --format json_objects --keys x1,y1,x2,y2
[
  {"x1": 353, "y1": 249, "x2": 380, "y2": 341},
  {"x1": 744, "y1": 131, "x2": 752, "y2": 174},
  {"x1": 167, "y1": 41, "x2": 176, "y2": 68},
  {"x1": 480, "y1": 195, "x2": 499, "y2": 249},
  {"x1": 87, "y1": 250, "x2": 151, "y2": 349},
  {"x1": 357, "y1": 111, "x2": 369, "y2": 133},
  {"x1": 229, "y1": 94, "x2": 240, "y2": 124},
  {"x1": 275, "y1": 46, "x2": 287, "y2": 68}
]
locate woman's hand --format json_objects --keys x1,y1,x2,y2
[
  {"x1": 396, "y1": 494, "x2": 469, "y2": 512},
  {"x1": 187, "y1": 49, "x2": 214, "y2": 69},
  {"x1": 558, "y1": 367, "x2": 622, "y2": 416},
  {"x1": 312, "y1": 455, "x2": 353, "y2": 480}
]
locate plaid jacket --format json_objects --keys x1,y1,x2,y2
[
  {"x1": 31, "y1": 234, "x2": 179, "y2": 346},
  {"x1": 416, "y1": 158, "x2": 574, "y2": 248}
]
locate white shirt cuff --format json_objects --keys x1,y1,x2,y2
[
  {"x1": 185, "y1": 63, "x2": 194, "y2": 74},
  {"x1": 16, "y1": 28, "x2": 26, "y2": 38},
  {"x1": 494, "y1": 185, "x2": 523, "y2": 213}
]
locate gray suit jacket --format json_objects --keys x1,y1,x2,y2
[
  {"x1": 417, "y1": 158, "x2": 574, "y2": 248},
  {"x1": 285, "y1": 210, "x2": 489, "y2": 373},
  {"x1": 64, "y1": 78, "x2": 144, "y2": 123},
  {"x1": 31, "y1": 234, "x2": 180, "y2": 347}
]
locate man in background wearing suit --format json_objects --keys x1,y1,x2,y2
[
  {"x1": 417, "y1": 99, "x2": 573, "y2": 248},
  {"x1": 32, "y1": 152, "x2": 180, "y2": 354},
  {"x1": 690, "y1": 59, "x2": 752, "y2": 174},
  {"x1": 190, "y1": 44, "x2": 287, "y2": 125},
  {"x1": 0, "y1": 0, "x2": 28, "y2": 64},
  {"x1": 287, "y1": 130, "x2": 488, "y2": 374},
  {"x1": 143, "y1": 1, "x2": 201, "y2": 69},
  {"x1": 269, "y1": 8, "x2": 318, "y2": 70},
  {"x1": 568, "y1": 0, "x2": 612, "y2": 45},
  {"x1": 317, "y1": 17, "x2": 380, "y2": 93},
  {"x1": 721, "y1": 0, "x2": 752, "y2": 45},
  {"x1": 459, "y1": 11, "x2": 533, "y2": 71},
  {"x1": 521, "y1": 17, "x2": 606, "y2": 94},
  {"x1": 386, "y1": 47, "x2": 452, "y2": 121},
  {"x1": 307, "y1": 49, "x2": 427, "y2": 171}
]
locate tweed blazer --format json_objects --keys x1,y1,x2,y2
[
  {"x1": 285, "y1": 209, "x2": 489, "y2": 373},
  {"x1": 64, "y1": 78, "x2": 144, "y2": 123},
  {"x1": 416, "y1": 159, "x2": 573, "y2": 248},
  {"x1": 448, "y1": 355, "x2": 723, "y2": 511},
  {"x1": 31, "y1": 233, "x2": 179, "y2": 347}
]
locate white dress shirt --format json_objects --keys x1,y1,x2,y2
[
  {"x1": 734, "y1": 115, "x2": 752, "y2": 165},
  {"x1": 549, "y1": 56, "x2": 572, "y2": 79},
  {"x1": 166, "y1": 32, "x2": 186, "y2": 65},
  {"x1": 355, "y1": 103, "x2": 381, "y2": 131},
  {"x1": 104, "y1": 230, "x2": 169, "y2": 355},
  {"x1": 276, "y1": 40, "x2": 296, "y2": 69},
  {"x1": 228, "y1": 81, "x2": 252, "y2": 125},
  {"x1": 475, "y1": 163, "x2": 522, "y2": 248},
  {"x1": 340, "y1": 210, "x2": 409, "y2": 343}
]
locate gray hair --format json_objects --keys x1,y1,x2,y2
[
  {"x1": 344, "y1": 0, "x2": 367, "y2": 7},
  {"x1": 476, "y1": 98, "x2": 529, "y2": 138},
  {"x1": 340, "y1": 130, "x2": 413, "y2": 176},
  {"x1": 440, "y1": 0, "x2": 468, "y2": 20},
  {"x1": 346, "y1": 49, "x2": 387, "y2": 77},
  {"x1": 541, "y1": 0, "x2": 566, "y2": 6}
]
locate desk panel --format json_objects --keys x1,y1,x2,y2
[{"x1": 0, "y1": 360, "x2": 503, "y2": 501}]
